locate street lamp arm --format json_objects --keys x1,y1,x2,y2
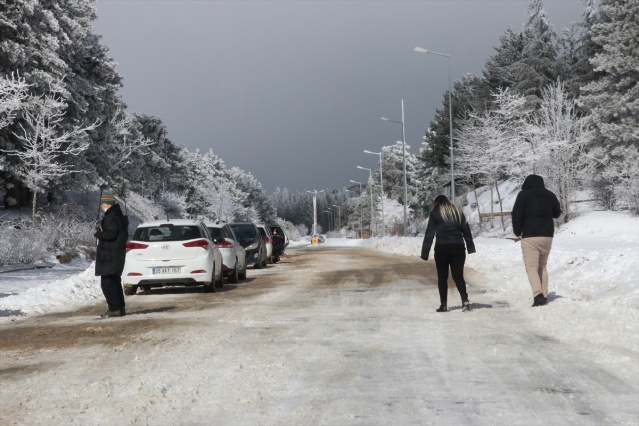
[
  {"x1": 380, "y1": 117, "x2": 402, "y2": 125},
  {"x1": 414, "y1": 47, "x2": 450, "y2": 58}
]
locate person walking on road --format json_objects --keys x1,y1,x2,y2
[
  {"x1": 421, "y1": 195, "x2": 476, "y2": 312},
  {"x1": 511, "y1": 174, "x2": 562, "y2": 307},
  {"x1": 94, "y1": 191, "x2": 129, "y2": 318}
]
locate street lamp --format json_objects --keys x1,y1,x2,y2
[
  {"x1": 306, "y1": 189, "x2": 324, "y2": 236},
  {"x1": 349, "y1": 180, "x2": 364, "y2": 239},
  {"x1": 364, "y1": 150, "x2": 385, "y2": 236},
  {"x1": 357, "y1": 166, "x2": 375, "y2": 236},
  {"x1": 332, "y1": 204, "x2": 341, "y2": 232},
  {"x1": 381, "y1": 99, "x2": 408, "y2": 235},
  {"x1": 414, "y1": 46, "x2": 455, "y2": 201}
]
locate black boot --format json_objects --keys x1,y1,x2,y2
[
  {"x1": 462, "y1": 300, "x2": 471, "y2": 312},
  {"x1": 532, "y1": 294, "x2": 547, "y2": 307},
  {"x1": 436, "y1": 305, "x2": 448, "y2": 312}
]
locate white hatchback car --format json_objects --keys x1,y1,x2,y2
[
  {"x1": 122, "y1": 219, "x2": 223, "y2": 295},
  {"x1": 205, "y1": 222, "x2": 247, "y2": 284}
]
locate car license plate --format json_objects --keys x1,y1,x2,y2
[{"x1": 153, "y1": 267, "x2": 180, "y2": 275}]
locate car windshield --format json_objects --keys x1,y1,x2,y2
[
  {"x1": 134, "y1": 225, "x2": 202, "y2": 242},
  {"x1": 229, "y1": 224, "x2": 257, "y2": 239}
]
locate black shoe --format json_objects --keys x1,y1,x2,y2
[
  {"x1": 462, "y1": 301, "x2": 471, "y2": 312},
  {"x1": 101, "y1": 308, "x2": 126, "y2": 318},
  {"x1": 532, "y1": 295, "x2": 547, "y2": 307},
  {"x1": 436, "y1": 305, "x2": 448, "y2": 312}
]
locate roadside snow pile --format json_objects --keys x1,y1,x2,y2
[{"x1": 0, "y1": 263, "x2": 102, "y2": 318}]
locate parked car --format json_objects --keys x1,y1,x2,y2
[
  {"x1": 268, "y1": 224, "x2": 287, "y2": 263},
  {"x1": 228, "y1": 222, "x2": 267, "y2": 269},
  {"x1": 122, "y1": 219, "x2": 223, "y2": 295},
  {"x1": 256, "y1": 224, "x2": 274, "y2": 264},
  {"x1": 205, "y1": 222, "x2": 247, "y2": 283}
]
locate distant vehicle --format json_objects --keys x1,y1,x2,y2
[
  {"x1": 122, "y1": 219, "x2": 223, "y2": 295},
  {"x1": 228, "y1": 222, "x2": 268, "y2": 269},
  {"x1": 205, "y1": 222, "x2": 247, "y2": 283},
  {"x1": 318, "y1": 234, "x2": 326, "y2": 243},
  {"x1": 256, "y1": 224, "x2": 274, "y2": 264},
  {"x1": 268, "y1": 224, "x2": 287, "y2": 263}
]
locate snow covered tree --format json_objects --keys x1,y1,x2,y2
[
  {"x1": 483, "y1": 26, "x2": 525, "y2": 97},
  {"x1": 515, "y1": 0, "x2": 560, "y2": 109},
  {"x1": 600, "y1": 145, "x2": 639, "y2": 213},
  {"x1": 579, "y1": 0, "x2": 639, "y2": 153},
  {"x1": 533, "y1": 80, "x2": 594, "y2": 221},
  {"x1": 0, "y1": 73, "x2": 29, "y2": 130},
  {"x1": 1, "y1": 81, "x2": 97, "y2": 221}
]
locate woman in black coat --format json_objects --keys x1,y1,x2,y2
[
  {"x1": 421, "y1": 195, "x2": 476, "y2": 312},
  {"x1": 94, "y1": 192, "x2": 129, "y2": 317}
]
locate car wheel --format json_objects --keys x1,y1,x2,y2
[
  {"x1": 203, "y1": 280, "x2": 216, "y2": 292},
  {"x1": 124, "y1": 284, "x2": 137, "y2": 296},
  {"x1": 215, "y1": 266, "x2": 224, "y2": 289},
  {"x1": 239, "y1": 266, "x2": 247, "y2": 280},
  {"x1": 229, "y1": 261, "x2": 239, "y2": 284}
]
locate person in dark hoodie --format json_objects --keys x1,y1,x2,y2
[
  {"x1": 421, "y1": 195, "x2": 476, "y2": 312},
  {"x1": 94, "y1": 191, "x2": 129, "y2": 318},
  {"x1": 511, "y1": 175, "x2": 562, "y2": 307}
]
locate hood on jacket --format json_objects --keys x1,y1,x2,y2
[{"x1": 522, "y1": 174, "x2": 545, "y2": 190}]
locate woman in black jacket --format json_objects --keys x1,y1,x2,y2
[{"x1": 421, "y1": 195, "x2": 476, "y2": 312}]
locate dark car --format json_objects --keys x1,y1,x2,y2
[
  {"x1": 268, "y1": 224, "x2": 288, "y2": 263},
  {"x1": 228, "y1": 222, "x2": 268, "y2": 269}
]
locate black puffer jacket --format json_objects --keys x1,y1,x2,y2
[
  {"x1": 421, "y1": 209, "x2": 475, "y2": 260},
  {"x1": 511, "y1": 175, "x2": 562, "y2": 238},
  {"x1": 94, "y1": 203, "x2": 128, "y2": 276}
]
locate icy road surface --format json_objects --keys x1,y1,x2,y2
[{"x1": 1, "y1": 246, "x2": 637, "y2": 425}]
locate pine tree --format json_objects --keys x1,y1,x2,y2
[{"x1": 580, "y1": 0, "x2": 639, "y2": 152}]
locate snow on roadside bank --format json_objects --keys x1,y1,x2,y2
[{"x1": 354, "y1": 211, "x2": 639, "y2": 320}]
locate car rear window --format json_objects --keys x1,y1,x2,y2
[
  {"x1": 207, "y1": 227, "x2": 223, "y2": 238},
  {"x1": 134, "y1": 225, "x2": 202, "y2": 242},
  {"x1": 229, "y1": 224, "x2": 257, "y2": 239}
]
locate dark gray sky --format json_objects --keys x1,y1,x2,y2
[{"x1": 93, "y1": 0, "x2": 584, "y2": 194}]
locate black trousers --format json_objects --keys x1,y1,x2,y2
[
  {"x1": 100, "y1": 274, "x2": 125, "y2": 311},
  {"x1": 434, "y1": 244, "x2": 468, "y2": 306}
]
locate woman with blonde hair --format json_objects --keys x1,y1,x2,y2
[{"x1": 421, "y1": 195, "x2": 475, "y2": 312}]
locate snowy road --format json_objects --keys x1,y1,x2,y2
[{"x1": 1, "y1": 246, "x2": 637, "y2": 425}]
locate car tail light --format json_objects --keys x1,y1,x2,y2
[
  {"x1": 126, "y1": 242, "x2": 149, "y2": 253},
  {"x1": 127, "y1": 272, "x2": 143, "y2": 276},
  {"x1": 190, "y1": 269, "x2": 207, "y2": 274},
  {"x1": 216, "y1": 240, "x2": 233, "y2": 248},
  {"x1": 183, "y1": 239, "x2": 210, "y2": 250}
]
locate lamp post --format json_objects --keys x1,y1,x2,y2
[
  {"x1": 357, "y1": 166, "x2": 375, "y2": 236},
  {"x1": 332, "y1": 204, "x2": 341, "y2": 232},
  {"x1": 306, "y1": 189, "x2": 324, "y2": 236},
  {"x1": 364, "y1": 149, "x2": 385, "y2": 236},
  {"x1": 381, "y1": 99, "x2": 408, "y2": 236},
  {"x1": 414, "y1": 47, "x2": 454, "y2": 201},
  {"x1": 350, "y1": 180, "x2": 364, "y2": 239}
]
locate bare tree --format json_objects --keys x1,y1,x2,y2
[{"x1": 1, "y1": 83, "x2": 98, "y2": 221}]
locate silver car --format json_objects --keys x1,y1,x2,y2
[
  {"x1": 256, "y1": 224, "x2": 274, "y2": 264},
  {"x1": 205, "y1": 222, "x2": 247, "y2": 283}
]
